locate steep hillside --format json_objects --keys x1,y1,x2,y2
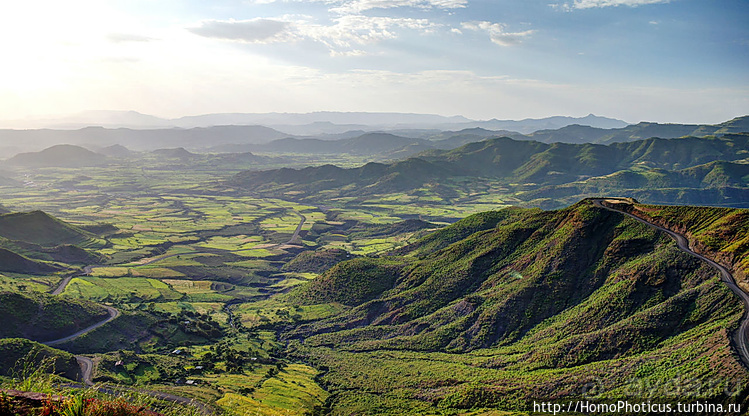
[
  {"x1": 0, "y1": 211, "x2": 98, "y2": 247},
  {"x1": 0, "y1": 292, "x2": 109, "y2": 342},
  {"x1": 0, "y1": 338, "x2": 81, "y2": 381},
  {"x1": 611, "y1": 202, "x2": 749, "y2": 287},
  {"x1": 283, "y1": 201, "x2": 749, "y2": 413},
  {"x1": 0, "y1": 248, "x2": 60, "y2": 274},
  {"x1": 4, "y1": 144, "x2": 107, "y2": 167}
]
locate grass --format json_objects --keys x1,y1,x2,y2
[
  {"x1": 234, "y1": 299, "x2": 346, "y2": 329},
  {"x1": 62, "y1": 277, "x2": 184, "y2": 302}
]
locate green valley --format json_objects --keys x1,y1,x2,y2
[{"x1": 1, "y1": 115, "x2": 749, "y2": 415}]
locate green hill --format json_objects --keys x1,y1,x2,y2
[
  {"x1": 0, "y1": 240, "x2": 104, "y2": 264},
  {"x1": 283, "y1": 200, "x2": 748, "y2": 413},
  {"x1": 4, "y1": 144, "x2": 107, "y2": 167},
  {"x1": 233, "y1": 157, "x2": 459, "y2": 195},
  {"x1": 98, "y1": 143, "x2": 136, "y2": 158},
  {"x1": 0, "y1": 338, "x2": 81, "y2": 381},
  {"x1": 233, "y1": 133, "x2": 749, "y2": 207},
  {"x1": 151, "y1": 147, "x2": 196, "y2": 159},
  {"x1": 291, "y1": 257, "x2": 409, "y2": 306},
  {"x1": 609, "y1": 202, "x2": 749, "y2": 286},
  {"x1": 0, "y1": 211, "x2": 98, "y2": 247},
  {"x1": 0, "y1": 248, "x2": 60, "y2": 274},
  {"x1": 0, "y1": 292, "x2": 109, "y2": 342},
  {"x1": 519, "y1": 160, "x2": 749, "y2": 207},
  {"x1": 282, "y1": 248, "x2": 357, "y2": 274},
  {"x1": 248, "y1": 132, "x2": 434, "y2": 158}
]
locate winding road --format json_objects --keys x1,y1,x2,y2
[
  {"x1": 42, "y1": 306, "x2": 121, "y2": 347},
  {"x1": 592, "y1": 198, "x2": 749, "y2": 368},
  {"x1": 70, "y1": 355, "x2": 214, "y2": 414}
]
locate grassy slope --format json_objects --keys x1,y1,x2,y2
[
  {"x1": 283, "y1": 201, "x2": 749, "y2": 414},
  {"x1": 0, "y1": 292, "x2": 109, "y2": 342},
  {"x1": 0, "y1": 211, "x2": 98, "y2": 247},
  {"x1": 622, "y1": 203, "x2": 749, "y2": 287},
  {"x1": 0, "y1": 338, "x2": 81, "y2": 381},
  {"x1": 0, "y1": 248, "x2": 60, "y2": 274}
]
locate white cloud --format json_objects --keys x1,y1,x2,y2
[
  {"x1": 461, "y1": 21, "x2": 535, "y2": 46},
  {"x1": 572, "y1": 0, "x2": 671, "y2": 9},
  {"x1": 303, "y1": 15, "x2": 438, "y2": 48},
  {"x1": 189, "y1": 15, "x2": 439, "y2": 54},
  {"x1": 331, "y1": 0, "x2": 467, "y2": 14},
  {"x1": 188, "y1": 19, "x2": 294, "y2": 43}
]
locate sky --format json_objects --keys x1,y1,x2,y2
[{"x1": 0, "y1": 0, "x2": 747, "y2": 125}]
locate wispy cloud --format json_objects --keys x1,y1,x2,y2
[
  {"x1": 302, "y1": 15, "x2": 439, "y2": 49},
  {"x1": 189, "y1": 15, "x2": 439, "y2": 54},
  {"x1": 572, "y1": 0, "x2": 671, "y2": 9},
  {"x1": 188, "y1": 19, "x2": 294, "y2": 43},
  {"x1": 461, "y1": 21, "x2": 535, "y2": 46}
]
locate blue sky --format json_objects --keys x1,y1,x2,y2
[{"x1": 0, "y1": 0, "x2": 746, "y2": 124}]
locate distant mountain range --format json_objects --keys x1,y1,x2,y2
[
  {"x1": 0, "y1": 144, "x2": 273, "y2": 171},
  {"x1": 1, "y1": 110, "x2": 627, "y2": 133},
  {"x1": 1, "y1": 115, "x2": 746, "y2": 158},
  {"x1": 233, "y1": 133, "x2": 749, "y2": 208},
  {"x1": 0, "y1": 125, "x2": 288, "y2": 154}
]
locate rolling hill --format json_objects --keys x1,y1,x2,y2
[
  {"x1": 233, "y1": 133, "x2": 749, "y2": 207},
  {"x1": 0, "y1": 248, "x2": 60, "y2": 274},
  {"x1": 282, "y1": 200, "x2": 749, "y2": 413},
  {"x1": 151, "y1": 147, "x2": 197, "y2": 159},
  {"x1": 526, "y1": 115, "x2": 749, "y2": 144},
  {"x1": 0, "y1": 338, "x2": 81, "y2": 381},
  {"x1": 4, "y1": 144, "x2": 106, "y2": 167},
  {"x1": 0, "y1": 125, "x2": 289, "y2": 153},
  {"x1": 0, "y1": 292, "x2": 109, "y2": 342},
  {"x1": 0, "y1": 211, "x2": 98, "y2": 247}
]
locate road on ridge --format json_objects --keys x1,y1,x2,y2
[{"x1": 592, "y1": 198, "x2": 749, "y2": 368}]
